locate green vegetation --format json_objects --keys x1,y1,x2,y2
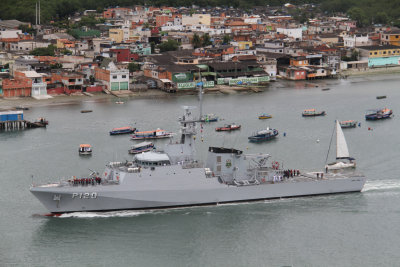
[
  {"x1": 158, "y1": 39, "x2": 180, "y2": 52},
  {"x1": 128, "y1": 62, "x2": 141, "y2": 72},
  {"x1": 192, "y1": 33, "x2": 202, "y2": 49},
  {"x1": 30, "y1": 44, "x2": 56, "y2": 56},
  {"x1": 192, "y1": 33, "x2": 213, "y2": 48},
  {"x1": 222, "y1": 34, "x2": 231, "y2": 45},
  {"x1": 342, "y1": 50, "x2": 359, "y2": 61}
]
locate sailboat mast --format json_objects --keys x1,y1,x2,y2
[{"x1": 325, "y1": 120, "x2": 336, "y2": 164}]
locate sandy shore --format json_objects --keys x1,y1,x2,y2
[
  {"x1": 0, "y1": 85, "x2": 266, "y2": 110},
  {"x1": 0, "y1": 90, "x2": 174, "y2": 110},
  {"x1": 341, "y1": 65, "x2": 400, "y2": 77}
]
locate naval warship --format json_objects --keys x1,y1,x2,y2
[{"x1": 30, "y1": 89, "x2": 366, "y2": 214}]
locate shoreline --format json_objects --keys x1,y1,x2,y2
[
  {"x1": 0, "y1": 85, "x2": 265, "y2": 110},
  {"x1": 0, "y1": 69, "x2": 398, "y2": 110}
]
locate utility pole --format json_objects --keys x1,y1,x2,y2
[{"x1": 35, "y1": 2, "x2": 38, "y2": 26}]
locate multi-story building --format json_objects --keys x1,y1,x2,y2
[{"x1": 94, "y1": 59, "x2": 129, "y2": 91}]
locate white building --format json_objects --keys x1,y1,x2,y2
[
  {"x1": 276, "y1": 28, "x2": 303, "y2": 41},
  {"x1": 10, "y1": 41, "x2": 51, "y2": 52},
  {"x1": 22, "y1": 70, "x2": 48, "y2": 99},
  {"x1": 343, "y1": 33, "x2": 370, "y2": 48}
]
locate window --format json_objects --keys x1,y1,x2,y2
[
  {"x1": 113, "y1": 75, "x2": 117, "y2": 79},
  {"x1": 122, "y1": 75, "x2": 126, "y2": 78},
  {"x1": 383, "y1": 51, "x2": 386, "y2": 54},
  {"x1": 369, "y1": 52, "x2": 372, "y2": 55},
  {"x1": 374, "y1": 52, "x2": 377, "y2": 55}
]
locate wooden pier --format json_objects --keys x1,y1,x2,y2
[{"x1": 0, "y1": 120, "x2": 47, "y2": 131}]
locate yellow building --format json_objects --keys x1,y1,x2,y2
[
  {"x1": 381, "y1": 30, "x2": 400, "y2": 46},
  {"x1": 109, "y1": 29, "x2": 124, "y2": 43},
  {"x1": 361, "y1": 46, "x2": 400, "y2": 58},
  {"x1": 238, "y1": 41, "x2": 253, "y2": 50}
]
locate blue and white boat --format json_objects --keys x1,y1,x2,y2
[
  {"x1": 128, "y1": 141, "x2": 155, "y2": 154},
  {"x1": 365, "y1": 108, "x2": 392, "y2": 120},
  {"x1": 109, "y1": 127, "x2": 136, "y2": 135},
  {"x1": 200, "y1": 114, "x2": 218, "y2": 122},
  {"x1": 131, "y1": 128, "x2": 174, "y2": 140},
  {"x1": 248, "y1": 128, "x2": 279, "y2": 142}
]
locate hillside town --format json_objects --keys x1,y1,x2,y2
[{"x1": 0, "y1": 4, "x2": 399, "y2": 98}]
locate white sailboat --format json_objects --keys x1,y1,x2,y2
[{"x1": 325, "y1": 120, "x2": 356, "y2": 170}]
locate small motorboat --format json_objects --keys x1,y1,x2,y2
[
  {"x1": 215, "y1": 124, "x2": 241, "y2": 132},
  {"x1": 129, "y1": 141, "x2": 155, "y2": 154},
  {"x1": 109, "y1": 127, "x2": 136, "y2": 135},
  {"x1": 131, "y1": 128, "x2": 174, "y2": 140},
  {"x1": 200, "y1": 114, "x2": 218, "y2": 122},
  {"x1": 302, "y1": 109, "x2": 326, "y2": 117},
  {"x1": 339, "y1": 120, "x2": 357, "y2": 128},
  {"x1": 258, "y1": 113, "x2": 272, "y2": 119},
  {"x1": 79, "y1": 144, "x2": 92, "y2": 155},
  {"x1": 115, "y1": 99, "x2": 124, "y2": 104},
  {"x1": 365, "y1": 108, "x2": 392, "y2": 120},
  {"x1": 81, "y1": 110, "x2": 93, "y2": 113},
  {"x1": 376, "y1": 95, "x2": 387, "y2": 99},
  {"x1": 15, "y1": 106, "x2": 29, "y2": 110},
  {"x1": 248, "y1": 128, "x2": 279, "y2": 142}
]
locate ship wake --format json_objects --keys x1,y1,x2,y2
[{"x1": 362, "y1": 179, "x2": 400, "y2": 192}]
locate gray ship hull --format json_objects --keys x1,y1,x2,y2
[{"x1": 30, "y1": 169, "x2": 366, "y2": 213}]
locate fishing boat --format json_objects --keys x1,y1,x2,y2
[
  {"x1": 325, "y1": 121, "x2": 356, "y2": 170},
  {"x1": 258, "y1": 113, "x2": 272, "y2": 119},
  {"x1": 26, "y1": 117, "x2": 48, "y2": 128},
  {"x1": 339, "y1": 120, "x2": 357, "y2": 128},
  {"x1": 79, "y1": 144, "x2": 92, "y2": 156},
  {"x1": 200, "y1": 114, "x2": 218, "y2": 122},
  {"x1": 128, "y1": 141, "x2": 155, "y2": 154},
  {"x1": 248, "y1": 128, "x2": 279, "y2": 142},
  {"x1": 365, "y1": 108, "x2": 392, "y2": 120},
  {"x1": 302, "y1": 109, "x2": 326, "y2": 117},
  {"x1": 109, "y1": 127, "x2": 136, "y2": 135},
  {"x1": 131, "y1": 129, "x2": 174, "y2": 140},
  {"x1": 215, "y1": 124, "x2": 241, "y2": 132}
]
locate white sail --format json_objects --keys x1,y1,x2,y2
[{"x1": 336, "y1": 120, "x2": 350, "y2": 159}]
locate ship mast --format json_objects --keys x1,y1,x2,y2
[{"x1": 197, "y1": 65, "x2": 203, "y2": 121}]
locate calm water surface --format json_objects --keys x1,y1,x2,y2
[{"x1": 1, "y1": 74, "x2": 400, "y2": 266}]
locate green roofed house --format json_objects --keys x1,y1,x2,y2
[{"x1": 69, "y1": 29, "x2": 101, "y2": 39}]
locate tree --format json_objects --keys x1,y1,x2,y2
[
  {"x1": 375, "y1": 12, "x2": 389, "y2": 24},
  {"x1": 222, "y1": 34, "x2": 231, "y2": 45},
  {"x1": 30, "y1": 45, "x2": 56, "y2": 56},
  {"x1": 128, "y1": 62, "x2": 141, "y2": 72},
  {"x1": 50, "y1": 63, "x2": 63, "y2": 69},
  {"x1": 192, "y1": 33, "x2": 202, "y2": 48},
  {"x1": 18, "y1": 24, "x2": 35, "y2": 35},
  {"x1": 150, "y1": 42, "x2": 156, "y2": 54},
  {"x1": 347, "y1": 7, "x2": 369, "y2": 27},
  {"x1": 158, "y1": 39, "x2": 179, "y2": 52},
  {"x1": 202, "y1": 33, "x2": 212, "y2": 47}
]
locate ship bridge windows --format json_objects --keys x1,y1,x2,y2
[{"x1": 136, "y1": 160, "x2": 170, "y2": 166}]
